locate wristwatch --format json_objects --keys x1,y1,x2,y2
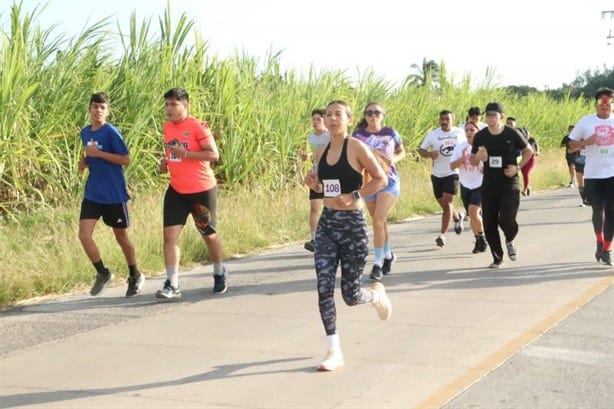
[{"x1": 352, "y1": 190, "x2": 362, "y2": 201}]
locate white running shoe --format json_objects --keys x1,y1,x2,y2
[
  {"x1": 155, "y1": 279, "x2": 181, "y2": 299},
  {"x1": 317, "y1": 348, "x2": 344, "y2": 371},
  {"x1": 435, "y1": 235, "x2": 446, "y2": 247},
  {"x1": 371, "y1": 282, "x2": 392, "y2": 321}
]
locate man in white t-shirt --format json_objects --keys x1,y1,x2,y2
[
  {"x1": 568, "y1": 87, "x2": 614, "y2": 266},
  {"x1": 419, "y1": 110, "x2": 466, "y2": 247}
]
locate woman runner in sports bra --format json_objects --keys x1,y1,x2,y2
[{"x1": 304, "y1": 100, "x2": 392, "y2": 372}]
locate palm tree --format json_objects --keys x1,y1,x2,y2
[{"x1": 405, "y1": 57, "x2": 440, "y2": 88}]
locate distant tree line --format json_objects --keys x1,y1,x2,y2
[
  {"x1": 506, "y1": 66, "x2": 614, "y2": 100},
  {"x1": 407, "y1": 58, "x2": 613, "y2": 101},
  {"x1": 548, "y1": 65, "x2": 614, "y2": 100}
]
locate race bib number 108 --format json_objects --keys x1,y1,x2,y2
[{"x1": 322, "y1": 179, "x2": 342, "y2": 197}]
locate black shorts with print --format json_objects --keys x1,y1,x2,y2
[{"x1": 163, "y1": 185, "x2": 217, "y2": 235}]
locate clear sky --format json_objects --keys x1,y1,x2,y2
[{"x1": 7, "y1": 0, "x2": 614, "y2": 90}]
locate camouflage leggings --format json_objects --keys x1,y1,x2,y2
[{"x1": 315, "y1": 208, "x2": 375, "y2": 335}]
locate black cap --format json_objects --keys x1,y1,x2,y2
[
  {"x1": 468, "y1": 106, "x2": 481, "y2": 116},
  {"x1": 485, "y1": 102, "x2": 504, "y2": 114}
]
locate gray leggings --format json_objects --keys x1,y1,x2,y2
[{"x1": 314, "y1": 208, "x2": 375, "y2": 335}]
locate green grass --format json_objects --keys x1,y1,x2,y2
[{"x1": 0, "y1": 149, "x2": 572, "y2": 307}]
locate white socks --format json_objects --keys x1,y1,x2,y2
[
  {"x1": 166, "y1": 265, "x2": 179, "y2": 288},
  {"x1": 327, "y1": 333, "x2": 340, "y2": 351},
  {"x1": 213, "y1": 262, "x2": 225, "y2": 276}
]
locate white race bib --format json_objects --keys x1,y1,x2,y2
[
  {"x1": 322, "y1": 179, "x2": 342, "y2": 198},
  {"x1": 489, "y1": 156, "x2": 503, "y2": 168},
  {"x1": 169, "y1": 153, "x2": 182, "y2": 162}
]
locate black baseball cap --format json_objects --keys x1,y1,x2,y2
[{"x1": 485, "y1": 102, "x2": 504, "y2": 114}]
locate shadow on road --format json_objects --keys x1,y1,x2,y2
[{"x1": 0, "y1": 356, "x2": 313, "y2": 408}]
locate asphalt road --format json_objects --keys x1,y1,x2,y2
[{"x1": 1, "y1": 187, "x2": 612, "y2": 409}]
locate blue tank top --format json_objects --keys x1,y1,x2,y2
[{"x1": 318, "y1": 138, "x2": 362, "y2": 194}]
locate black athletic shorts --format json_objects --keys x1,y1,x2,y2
[
  {"x1": 460, "y1": 185, "x2": 482, "y2": 210},
  {"x1": 584, "y1": 177, "x2": 614, "y2": 205},
  {"x1": 163, "y1": 185, "x2": 217, "y2": 235},
  {"x1": 80, "y1": 199, "x2": 130, "y2": 228},
  {"x1": 431, "y1": 174, "x2": 459, "y2": 199},
  {"x1": 575, "y1": 162, "x2": 585, "y2": 174}
]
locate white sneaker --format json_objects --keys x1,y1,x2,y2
[
  {"x1": 371, "y1": 282, "x2": 392, "y2": 321},
  {"x1": 435, "y1": 234, "x2": 446, "y2": 247},
  {"x1": 317, "y1": 348, "x2": 344, "y2": 371},
  {"x1": 155, "y1": 279, "x2": 181, "y2": 299}
]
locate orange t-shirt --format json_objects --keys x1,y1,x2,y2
[{"x1": 163, "y1": 116, "x2": 217, "y2": 193}]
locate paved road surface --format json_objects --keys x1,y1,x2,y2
[{"x1": 1, "y1": 188, "x2": 612, "y2": 408}]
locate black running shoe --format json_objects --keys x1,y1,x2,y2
[
  {"x1": 304, "y1": 240, "x2": 314, "y2": 252},
  {"x1": 370, "y1": 265, "x2": 383, "y2": 281},
  {"x1": 90, "y1": 269, "x2": 114, "y2": 296},
  {"x1": 601, "y1": 250, "x2": 612, "y2": 266},
  {"x1": 476, "y1": 236, "x2": 488, "y2": 253},
  {"x1": 472, "y1": 236, "x2": 487, "y2": 253},
  {"x1": 382, "y1": 253, "x2": 396, "y2": 275},
  {"x1": 126, "y1": 273, "x2": 145, "y2": 297},
  {"x1": 213, "y1": 268, "x2": 228, "y2": 294},
  {"x1": 595, "y1": 242, "x2": 604, "y2": 263}
]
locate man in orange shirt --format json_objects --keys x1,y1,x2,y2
[{"x1": 157, "y1": 88, "x2": 228, "y2": 298}]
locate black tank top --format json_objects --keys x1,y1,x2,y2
[{"x1": 318, "y1": 138, "x2": 362, "y2": 194}]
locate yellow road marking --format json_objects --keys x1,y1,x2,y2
[{"x1": 415, "y1": 275, "x2": 613, "y2": 409}]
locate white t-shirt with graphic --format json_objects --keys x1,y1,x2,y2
[
  {"x1": 569, "y1": 114, "x2": 614, "y2": 179},
  {"x1": 450, "y1": 140, "x2": 483, "y2": 189},
  {"x1": 420, "y1": 127, "x2": 466, "y2": 177}
]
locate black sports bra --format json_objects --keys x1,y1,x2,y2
[{"x1": 318, "y1": 138, "x2": 362, "y2": 194}]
